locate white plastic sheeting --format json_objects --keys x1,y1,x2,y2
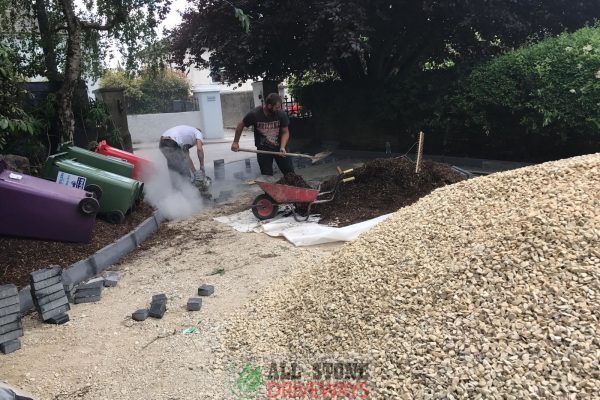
[{"x1": 214, "y1": 210, "x2": 392, "y2": 246}]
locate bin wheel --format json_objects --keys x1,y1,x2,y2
[
  {"x1": 79, "y1": 197, "x2": 100, "y2": 216},
  {"x1": 252, "y1": 194, "x2": 278, "y2": 220},
  {"x1": 106, "y1": 210, "x2": 125, "y2": 224},
  {"x1": 85, "y1": 184, "x2": 103, "y2": 200}
]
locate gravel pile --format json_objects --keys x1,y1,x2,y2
[{"x1": 226, "y1": 154, "x2": 600, "y2": 399}]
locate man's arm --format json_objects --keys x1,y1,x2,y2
[
  {"x1": 231, "y1": 120, "x2": 245, "y2": 152},
  {"x1": 279, "y1": 126, "x2": 290, "y2": 154},
  {"x1": 184, "y1": 151, "x2": 195, "y2": 174},
  {"x1": 196, "y1": 139, "x2": 205, "y2": 172}
]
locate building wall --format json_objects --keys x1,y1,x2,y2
[
  {"x1": 220, "y1": 91, "x2": 254, "y2": 128},
  {"x1": 127, "y1": 111, "x2": 203, "y2": 143}
]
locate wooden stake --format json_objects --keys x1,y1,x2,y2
[{"x1": 415, "y1": 131, "x2": 425, "y2": 173}]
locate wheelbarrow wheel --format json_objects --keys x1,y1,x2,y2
[
  {"x1": 252, "y1": 194, "x2": 278, "y2": 220},
  {"x1": 106, "y1": 210, "x2": 125, "y2": 224},
  {"x1": 78, "y1": 197, "x2": 100, "y2": 216},
  {"x1": 85, "y1": 184, "x2": 103, "y2": 200}
]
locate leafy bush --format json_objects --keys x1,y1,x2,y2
[
  {"x1": 448, "y1": 25, "x2": 600, "y2": 159},
  {"x1": 0, "y1": 44, "x2": 46, "y2": 166},
  {"x1": 99, "y1": 68, "x2": 191, "y2": 114}
]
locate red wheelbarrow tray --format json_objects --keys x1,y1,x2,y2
[{"x1": 256, "y1": 181, "x2": 319, "y2": 204}]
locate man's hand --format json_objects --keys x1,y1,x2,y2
[
  {"x1": 231, "y1": 142, "x2": 239, "y2": 152},
  {"x1": 194, "y1": 169, "x2": 205, "y2": 180},
  {"x1": 279, "y1": 147, "x2": 287, "y2": 156}
]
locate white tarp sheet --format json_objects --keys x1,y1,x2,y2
[{"x1": 214, "y1": 210, "x2": 392, "y2": 246}]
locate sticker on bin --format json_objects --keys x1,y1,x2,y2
[
  {"x1": 8, "y1": 173, "x2": 23, "y2": 180},
  {"x1": 56, "y1": 171, "x2": 87, "y2": 189}
]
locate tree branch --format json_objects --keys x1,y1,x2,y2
[{"x1": 80, "y1": 20, "x2": 114, "y2": 31}]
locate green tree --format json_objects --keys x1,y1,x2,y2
[
  {"x1": 0, "y1": 0, "x2": 170, "y2": 142},
  {"x1": 100, "y1": 68, "x2": 191, "y2": 114},
  {"x1": 0, "y1": 44, "x2": 38, "y2": 151},
  {"x1": 170, "y1": 0, "x2": 599, "y2": 84},
  {"x1": 449, "y1": 26, "x2": 600, "y2": 152}
]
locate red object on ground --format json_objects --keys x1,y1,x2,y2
[
  {"x1": 95, "y1": 140, "x2": 153, "y2": 180},
  {"x1": 256, "y1": 181, "x2": 319, "y2": 204}
]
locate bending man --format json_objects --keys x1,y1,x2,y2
[{"x1": 159, "y1": 125, "x2": 204, "y2": 186}]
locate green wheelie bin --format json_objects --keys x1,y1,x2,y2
[
  {"x1": 58, "y1": 142, "x2": 135, "y2": 179},
  {"x1": 42, "y1": 153, "x2": 144, "y2": 224}
]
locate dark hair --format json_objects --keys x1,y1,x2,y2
[{"x1": 265, "y1": 93, "x2": 282, "y2": 106}]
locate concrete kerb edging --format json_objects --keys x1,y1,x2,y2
[{"x1": 18, "y1": 210, "x2": 165, "y2": 314}]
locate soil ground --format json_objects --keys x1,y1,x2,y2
[
  {"x1": 0, "y1": 157, "x2": 467, "y2": 399},
  {"x1": 0, "y1": 192, "x2": 342, "y2": 399},
  {"x1": 0, "y1": 203, "x2": 155, "y2": 289}
]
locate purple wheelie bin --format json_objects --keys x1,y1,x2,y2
[{"x1": 0, "y1": 161, "x2": 99, "y2": 243}]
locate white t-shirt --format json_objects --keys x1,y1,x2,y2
[{"x1": 161, "y1": 125, "x2": 203, "y2": 149}]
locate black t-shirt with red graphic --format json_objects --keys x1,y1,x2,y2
[{"x1": 243, "y1": 106, "x2": 290, "y2": 150}]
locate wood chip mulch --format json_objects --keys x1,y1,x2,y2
[{"x1": 0, "y1": 202, "x2": 155, "y2": 289}]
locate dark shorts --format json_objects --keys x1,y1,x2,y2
[
  {"x1": 159, "y1": 138, "x2": 189, "y2": 180},
  {"x1": 256, "y1": 146, "x2": 294, "y2": 176}
]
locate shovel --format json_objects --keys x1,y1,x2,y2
[{"x1": 237, "y1": 148, "x2": 332, "y2": 164}]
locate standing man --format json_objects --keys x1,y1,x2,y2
[
  {"x1": 159, "y1": 125, "x2": 205, "y2": 185},
  {"x1": 231, "y1": 93, "x2": 294, "y2": 176}
]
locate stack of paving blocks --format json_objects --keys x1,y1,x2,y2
[
  {"x1": 72, "y1": 277, "x2": 104, "y2": 304},
  {"x1": 0, "y1": 284, "x2": 23, "y2": 354},
  {"x1": 64, "y1": 272, "x2": 118, "y2": 304},
  {"x1": 30, "y1": 266, "x2": 70, "y2": 323}
]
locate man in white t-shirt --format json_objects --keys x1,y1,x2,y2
[{"x1": 159, "y1": 125, "x2": 205, "y2": 184}]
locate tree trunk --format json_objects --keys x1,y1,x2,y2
[
  {"x1": 56, "y1": 0, "x2": 82, "y2": 142},
  {"x1": 34, "y1": 0, "x2": 61, "y2": 82}
]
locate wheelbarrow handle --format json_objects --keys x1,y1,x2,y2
[{"x1": 237, "y1": 147, "x2": 313, "y2": 159}]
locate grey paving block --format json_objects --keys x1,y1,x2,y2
[
  {"x1": 45, "y1": 313, "x2": 70, "y2": 325},
  {"x1": 187, "y1": 298, "x2": 202, "y2": 311},
  {"x1": 0, "y1": 284, "x2": 18, "y2": 300},
  {"x1": 18, "y1": 287, "x2": 33, "y2": 314},
  {"x1": 74, "y1": 296, "x2": 102, "y2": 304},
  {"x1": 61, "y1": 258, "x2": 96, "y2": 287},
  {"x1": 104, "y1": 273, "x2": 119, "y2": 287},
  {"x1": 32, "y1": 282, "x2": 66, "y2": 298},
  {"x1": 153, "y1": 210, "x2": 165, "y2": 224},
  {"x1": 38, "y1": 297, "x2": 69, "y2": 314},
  {"x1": 79, "y1": 277, "x2": 105, "y2": 289},
  {"x1": 151, "y1": 294, "x2": 167, "y2": 304},
  {"x1": 92, "y1": 234, "x2": 136, "y2": 274},
  {"x1": 132, "y1": 216, "x2": 158, "y2": 245},
  {"x1": 148, "y1": 301, "x2": 166, "y2": 319},
  {"x1": 132, "y1": 309, "x2": 149, "y2": 321},
  {"x1": 0, "y1": 320, "x2": 22, "y2": 335},
  {"x1": 0, "y1": 328, "x2": 23, "y2": 344},
  {"x1": 74, "y1": 286, "x2": 102, "y2": 299},
  {"x1": 30, "y1": 266, "x2": 62, "y2": 283},
  {"x1": 40, "y1": 304, "x2": 70, "y2": 321},
  {"x1": 31, "y1": 275, "x2": 62, "y2": 290},
  {"x1": 197, "y1": 284, "x2": 214, "y2": 297},
  {"x1": 0, "y1": 313, "x2": 19, "y2": 326},
  {"x1": 34, "y1": 289, "x2": 67, "y2": 307},
  {"x1": 0, "y1": 303, "x2": 20, "y2": 317},
  {"x1": 0, "y1": 295, "x2": 19, "y2": 309},
  {"x1": 0, "y1": 339, "x2": 21, "y2": 354}
]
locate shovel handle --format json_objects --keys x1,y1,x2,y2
[{"x1": 237, "y1": 147, "x2": 313, "y2": 159}]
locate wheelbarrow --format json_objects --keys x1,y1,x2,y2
[{"x1": 251, "y1": 169, "x2": 355, "y2": 221}]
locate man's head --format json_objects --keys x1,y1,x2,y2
[{"x1": 263, "y1": 93, "x2": 282, "y2": 115}]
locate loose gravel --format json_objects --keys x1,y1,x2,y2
[{"x1": 226, "y1": 154, "x2": 600, "y2": 399}]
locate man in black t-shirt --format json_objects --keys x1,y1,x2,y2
[{"x1": 231, "y1": 93, "x2": 294, "y2": 176}]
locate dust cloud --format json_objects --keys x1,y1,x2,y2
[{"x1": 142, "y1": 152, "x2": 205, "y2": 221}]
